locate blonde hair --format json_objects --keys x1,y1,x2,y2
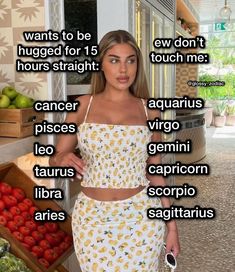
[{"x1": 90, "y1": 30, "x2": 149, "y2": 99}]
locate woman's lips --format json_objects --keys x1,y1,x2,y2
[{"x1": 117, "y1": 76, "x2": 129, "y2": 83}]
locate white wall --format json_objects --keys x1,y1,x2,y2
[{"x1": 97, "y1": 0, "x2": 133, "y2": 41}]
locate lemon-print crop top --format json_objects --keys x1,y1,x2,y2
[{"x1": 77, "y1": 96, "x2": 153, "y2": 189}]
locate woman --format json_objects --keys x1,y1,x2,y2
[{"x1": 50, "y1": 30, "x2": 180, "y2": 271}]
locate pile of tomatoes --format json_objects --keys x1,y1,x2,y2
[{"x1": 0, "y1": 181, "x2": 73, "y2": 268}]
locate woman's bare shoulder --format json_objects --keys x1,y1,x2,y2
[
  {"x1": 75, "y1": 94, "x2": 93, "y2": 119},
  {"x1": 142, "y1": 98, "x2": 160, "y2": 120},
  {"x1": 75, "y1": 94, "x2": 92, "y2": 106},
  {"x1": 64, "y1": 94, "x2": 92, "y2": 125}
]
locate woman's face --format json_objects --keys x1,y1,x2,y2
[{"x1": 102, "y1": 43, "x2": 137, "y2": 92}]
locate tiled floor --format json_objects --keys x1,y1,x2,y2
[{"x1": 174, "y1": 126, "x2": 235, "y2": 272}]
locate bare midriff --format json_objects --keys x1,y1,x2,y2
[{"x1": 81, "y1": 185, "x2": 146, "y2": 201}]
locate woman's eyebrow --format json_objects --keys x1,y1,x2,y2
[{"x1": 107, "y1": 54, "x2": 136, "y2": 58}]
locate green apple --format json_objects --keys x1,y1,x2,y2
[
  {"x1": 15, "y1": 94, "x2": 33, "y2": 108},
  {"x1": 8, "y1": 105, "x2": 17, "y2": 109},
  {"x1": 11, "y1": 97, "x2": 17, "y2": 105},
  {"x1": 29, "y1": 98, "x2": 35, "y2": 107},
  {"x1": 0, "y1": 94, "x2": 10, "y2": 108},
  {"x1": 2, "y1": 86, "x2": 18, "y2": 100}
]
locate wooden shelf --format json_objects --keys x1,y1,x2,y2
[
  {"x1": 176, "y1": 0, "x2": 198, "y2": 24},
  {"x1": 176, "y1": 23, "x2": 194, "y2": 38},
  {"x1": 0, "y1": 135, "x2": 47, "y2": 163},
  {"x1": 176, "y1": 0, "x2": 199, "y2": 36}
]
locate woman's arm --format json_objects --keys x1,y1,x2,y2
[{"x1": 49, "y1": 96, "x2": 89, "y2": 178}]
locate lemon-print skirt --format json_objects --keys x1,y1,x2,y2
[{"x1": 72, "y1": 188, "x2": 165, "y2": 272}]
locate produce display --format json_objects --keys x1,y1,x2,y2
[
  {"x1": 0, "y1": 86, "x2": 35, "y2": 109},
  {"x1": 0, "y1": 237, "x2": 32, "y2": 271},
  {"x1": 0, "y1": 181, "x2": 73, "y2": 269}
]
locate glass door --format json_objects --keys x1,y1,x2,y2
[
  {"x1": 151, "y1": 10, "x2": 163, "y2": 98},
  {"x1": 135, "y1": 0, "x2": 175, "y2": 143},
  {"x1": 136, "y1": 0, "x2": 151, "y2": 88},
  {"x1": 163, "y1": 17, "x2": 175, "y2": 142}
]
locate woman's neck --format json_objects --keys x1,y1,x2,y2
[{"x1": 100, "y1": 88, "x2": 133, "y2": 102}]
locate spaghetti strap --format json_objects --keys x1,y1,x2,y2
[
  {"x1": 141, "y1": 98, "x2": 148, "y2": 119},
  {"x1": 83, "y1": 95, "x2": 93, "y2": 123}
]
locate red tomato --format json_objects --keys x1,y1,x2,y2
[
  {"x1": 11, "y1": 187, "x2": 25, "y2": 202},
  {"x1": 37, "y1": 225, "x2": 47, "y2": 235},
  {"x1": 39, "y1": 239, "x2": 51, "y2": 250},
  {"x1": 32, "y1": 245, "x2": 44, "y2": 258},
  {"x1": 0, "y1": 182, "x2": 12, "y2": 195},
  {"x1": 31, "y1": 230, "x2": 44, "y2": 242},
  {"x1": 9, "y1": 206, "x2": 21, "y2": 216},
  {"x1": 6, "y1": 220, "x2": 18, "y2": 232},
  {"x1": 31, "y1": 251, "x2": 38, "y2": 258},
  {"x1": 44, "y1": 222, "x2": 59, "y2": 233},
  {"x1": 53, "y1": 246, "x2": 63, "y2": 257},
  {"x1": 64, "y1": 235, "x2": 73, "y2": 245},
  {"x1": 12, "y1": 231, "x2": 24, "y2": 242},
  {"x1": 59, "y1": 241, "x2": 70, "y2": 251},
  {"x1": 38, "y1": 258, "x2": 50, "y2": 268},
  {"x1": 0, "y1": 200, "x2": 5, "y2": 211},
  {"x1": 23, "y1": 236, "x2": 36, "y2": 247},
  {"x1": 19, "y1": 226, "x2": 31, "y2": 236},
  {"x1": 45, "y1": 233, "x2": 59, "y2": 246},
  {"x1": 23, "y1": 198, "x2": 33, "y2": 207},
  {"x1": 56, "y1": 229, "x2": 66, "y2": 240},
  {"x1": 21, "y1": 242, "x2": 31, "y2": 250},
  {"x1": 25, "y1": 220, "x2": 37, "y2": 231},
  {"x1": 43, "y1": 248, "x2": 58, "y2": 264},
  {"x1": 29, "y1": 206, "x2": 39, "y2": 216},
  {"x1": 2, "y1": 195, "x2": 17, "y2": 208},
  {"x1": 13, "y1": 215, "x2": 25, "y2": 227},
  {"x1": 18, "y1": 202, "x2": 29, "y2": 212},
  {"x1": 0, "y1": 215, "x2": 7, "y2": 226},
  {"x1": 1, "y1": 210, "x2": 13, "y2": 221},
  {"x1": 21, "y1": 211, "x2": 31, "y2": 221}
]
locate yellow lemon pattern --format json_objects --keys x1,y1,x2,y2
[
  {"x1": 77, "y1": 122, "x2": 152, "y2": 188},
  {"x1": 72, "y1": 97, "x2": 165, "y2": 271},
  {"x1": 72, "y1": 188, "x2": 165, "y2": 271}
]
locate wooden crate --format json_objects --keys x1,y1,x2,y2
[
  {"x1": 0, "y1": 163, "x2": 73, "y2": 272},
  {"x1": 0, "y1": 108, "x2": 44, "y2": 138}
]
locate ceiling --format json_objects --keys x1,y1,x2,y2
[{"x1": 189, "y1": 0, "x2": 235, "y2": 22}]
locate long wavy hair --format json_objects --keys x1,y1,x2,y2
[{"x1": 90, "y1": 30, "x2": 149, "y2": 99}]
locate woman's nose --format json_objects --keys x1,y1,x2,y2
[{"x1": 119, "y1": 62, "x2": 127, "y2": 72}]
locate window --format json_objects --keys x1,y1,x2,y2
[{"x1": 64, "y1": 0, "x2": 97, "y2": 86}]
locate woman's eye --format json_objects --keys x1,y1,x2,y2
[
  {"x1": 110, "y1": 59, "x2": 118, "y2": 63},
  {"x1": 127, "y1": 59, "x2": 136, "y2": 64}
]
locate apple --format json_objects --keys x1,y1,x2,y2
[
  {"x1": 8, "y1": 104, "x2": 17, "y2": 109},
  {"x1": 15, "y1": 94, "x2": 34, "y2": 108},
  {"x1": 0, "y1": 94, "x2": 10, "y2": 108},
  {"x1": 11, "y1": 97, "x2": 17, "y2": 105},
  {"x1": 2, "y1": 86, "x2": 18, "y2": 100}
]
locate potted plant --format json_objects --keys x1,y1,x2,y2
[
  {"x1": 213, "y1": 101, "x2": 227, "y2": 127},
  {"x1": 226, "y1": 103, "x2": 235, "y2": 126}
]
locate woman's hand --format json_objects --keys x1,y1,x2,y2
[
  {"x1": 50, "y1": 152, "x2": 86, "y2": 179},
  {"x1": 165, "y1": 228, "x2": 180, "y2": 257}
]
